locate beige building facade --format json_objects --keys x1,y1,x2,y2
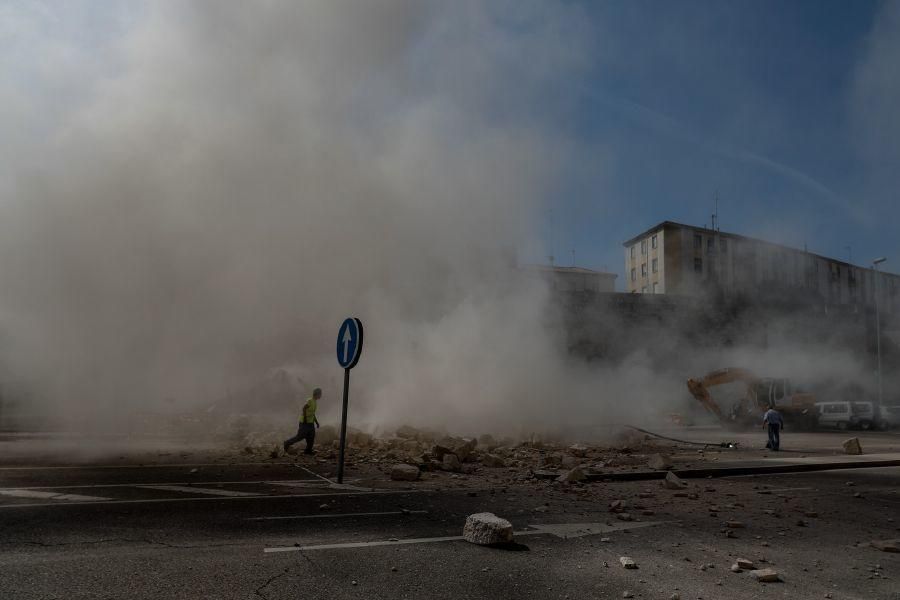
[{"x1": 623, "y1": 221, "x2": 900, "y2": 314}]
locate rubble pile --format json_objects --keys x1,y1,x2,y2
[{"x1": 232, "y1": 423, "x2": 709, "y2": 484}]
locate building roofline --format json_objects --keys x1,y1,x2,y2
[
  {"x1": 622, "y1": 220, "x2": 898, "y2": 276},
  {"x1": 522, "y1": 264, "x2": 617, "y2": 278}
]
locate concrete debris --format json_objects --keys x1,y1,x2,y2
[
  {"x1": 463, "y1": 512, "x2": 514, "y2": 546},
  {"x1": 663, "y1": 471, "x2": 686, "y2": 490},
  {"x1": 648, "y1": 454, "x2": 673, "y2": 470},
  {"x1": 478, "y1": 434, "x2": 498, "y2": 450},
  {"x1": 481, "y1": 453, "x2": 507, "y2": 468},
  {"x1": 871, "y1": 539, "x2": 900, "y2": 553},
  {"x1": 749, "y1": 568, "x2": 781, "y2": 582},
  {"x1": 557, "y1": 467, "x2": 587, "y2": 483},
  {"x1": 842, "y1": 437, "x2": 863, "y2": 455},
  {"x1": 390, "y1": 464, "x2": 420, "y2": 481},
  {"x1": 736, "y1": 558, "x2": 755, "y2": 570},
  {"x1": 569, "y1": 444, "x2": 589, "y2": 457},
  {"x1": 442, "y1": 454, "x2": 462, "y2": 472},
  {"x1": 436, "y1": 437, "x2": 477, "y2": 462},
  {"x1": 619, "y1": 556, "x2": 638, "y2": 569}
]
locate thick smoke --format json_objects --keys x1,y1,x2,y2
[
  {"x1": 0, "y1": 2, "x2": 883, "y2": 444},
  {"x1": 0, "y1": 1, "x2": 602, "y2": 436}
]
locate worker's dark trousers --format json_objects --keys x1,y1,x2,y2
[
  {"x1": 766, "y1": 424, "x2": 781, "y2": 451},
  {"x1": 284, "y1": 423, "x2": 316, "y2": 454}
]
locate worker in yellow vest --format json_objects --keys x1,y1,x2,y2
[{"x1": 283, "y1": 388, "x2": 321, "y2": 455}]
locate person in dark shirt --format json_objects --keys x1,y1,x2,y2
[{"x1": 763, "y1": 405, "x2": 784, "y2": 451}]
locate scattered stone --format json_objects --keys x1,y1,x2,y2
[
  {"x1": 730, "y1": 564, "x2": 742, "y2": 573},
  {"x1": 648, "y1": 454, "x2": 673, "y2": 470},
  {"x1": 609, "y1": 499, "x2": 627, "y2": 513},
  {"x1": 319, "y1": 503, "x2": 329, "y2": 510},
  {"x1": 842, "y1": 437, "x2": 863, "y2": 455},
  {"x1": 463, "y1": 513, "x2": 514, "y2": 545},
  {"x1": 726, "y1": 520, "x2": 746, "y2": 529},
  {"x1": 600, "y1": 537, "x2": 611, "y2": 543},
  {"x1": 663, "y1": 471, "x2": 686, "y2": 490},
  {"x1": 390, "y1": 464, "x2": 420, "y2": 481},
  {"x1": 871, "y1": 539, "x2": 900, "y2": 553},
  {"x1": 533, "y1": 505, "x2": 549, "y2": 513},
  {"x1": 622, "y1": 592, "x2": 634, "y2": 599},
  {"x1": 557, "y1": 467, "x2": 587, "y2": 483},
  {"x1": 749, "y1": 568, "x2": 781, "y2": 582},
  {"x1": 669, "y1": 594, "x2": 681, "y2": 600},
  {"x1": 533, "y1": 469, "x2": 561, "y2": 480},
  {"x1": 616, "y1": 513, "x2": 634, "y2": 522},
  {"x1": 442, "y1": 453, "x2": 462, "y2": 472},
  {"x1": 736, "y1": 558, "x2": 755, "y2": 569},
  {"x1": 619, "y1": 556, "x2": 638, "y2": 569},
  {"x1": 482, "y1": 453, "x2": 507, "y2": 468},
  {"x1": 569, "y1": 444, "x2": 589, "y2": 457}
]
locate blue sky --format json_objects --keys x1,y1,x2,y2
[
  {"x1": 537, "y1": 0, "x2": 900, "y2": 285},
  {"x1": 3, "y1": 1, "x2": 899, "y2": 288}
]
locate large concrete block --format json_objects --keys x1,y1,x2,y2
[{"x1": 463, "y1": 512, "x2": 514, "y2": 545}]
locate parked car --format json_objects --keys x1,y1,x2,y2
[
  {"x1": 875, "y1": 405, "x2": 900, "y2": 430},
  {"x1": 815, "y1": 401, "x2": 875, "y2": 430}
]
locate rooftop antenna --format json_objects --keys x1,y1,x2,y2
[
  {"x1": 548, "y1": 208, "x2": 555, "y2": 266},
  {"x1": 711, "y1": 191, "x2": 720, "y2": 232}
]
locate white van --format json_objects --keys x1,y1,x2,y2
[{"x1": 815, "y1": 401, "x2": 875, "y2": 430}]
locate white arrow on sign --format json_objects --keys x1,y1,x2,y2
[{"x1": 341, "y1": 327, "x2": 352, "y2": 363}]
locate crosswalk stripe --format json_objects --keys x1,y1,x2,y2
[
  {"x1": 0, "y1": 489, "x2": 109, "y2": 502},
  {"x1": 138, "y1": 485, "x2": 258, "y2": 497}
]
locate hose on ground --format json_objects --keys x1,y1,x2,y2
[{"x1": 625, "y1": 425, "x2": 738, "y2": 448}]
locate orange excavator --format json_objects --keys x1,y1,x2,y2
[{"x1": 687, "y1": 368, "x2": 818, "y2": 430}]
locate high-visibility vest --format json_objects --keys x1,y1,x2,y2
[{"x1": 300, "y1": 397, "x2": 317, "y2": 424}]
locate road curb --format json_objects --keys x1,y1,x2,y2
[{"x1": 586, "y1": 458, "x2": 900, "y2": 482}]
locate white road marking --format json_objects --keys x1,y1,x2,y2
[
  {"x1": 0, "y1": 462, "x2": 293, "y2": 471},
  {"x1": 757, "y1": 487, "x2": 814, "y2": 494},
  {"x1": 0, "y1": 479, "x2": 325, "y2": 491},
  {"x1": 270, "y1": 481, "x2": 374, "y2": 492},
  {"x1": 246, "y1": 510, "x2": 429, "y2": 521},
  {"x1": 263, "y1": 521, "x2": 662, "y2": 553},
  {"x1": 0, "y1": 489, "x2": 109, "y2": 502},
  {"x1": 0, "y1": 489, "x2": 431, "y2": 510},
  {"x1": 138, "y1": 485, "x2": 258, "y2": 497}
]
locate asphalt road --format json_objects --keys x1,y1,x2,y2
[{"x1": 2, "y1": 453, "x2": 900, "y2": 600}]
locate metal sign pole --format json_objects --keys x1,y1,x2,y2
[{"x1": 337, "y1": 367, "x2": 350, "y2": 484}]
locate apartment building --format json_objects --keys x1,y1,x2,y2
[
  {"x1": 525, "y1": 265, "x2": 617, "y2": 293},
  {"x1": 623, "y1": 221, "x2": 900, "y2": 313}
]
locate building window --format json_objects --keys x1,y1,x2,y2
[
  {"x1": 651, "y1": 234, "x2": 658, "y2": 249},
  {"x1": 641, "y1": 263, "x2": 648, "y2": 277},
  {"x1": 641, "y1": 239, "x2": 648, "y2": 255},
  {"x1": 630, "y1": 246, "x2": 635, "y2": 259},
  {"x1": 652, "y1": 282, "x2": 659, "y2": 294},
  {"x1": 694, "y1": 234, "x2": 702, "y2": 250},
  {"x1": 720, "y1": 238, "x2": 727, "y2": 254},
  {"x1": 652, "y1": 258, "x2": 658, "y2": 273},
  {"x1": 694, "y1": 257, "x2": 702, "y2": 273},
  {"x1": 707, "y1": 238, "x2": 714, "y2": 254},
  {"x1": 630, "y1": 268, "x2": 636, "y2": 282}
]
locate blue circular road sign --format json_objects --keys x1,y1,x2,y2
[{"x1": 337, "y1": 318, "x2": 363, "y2": 369}]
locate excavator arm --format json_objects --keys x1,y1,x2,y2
[{"x1": 686, "y1": 368, "x2": 758, "y2": 423}]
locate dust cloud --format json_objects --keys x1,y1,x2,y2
[
  {"x1": 0, "y1": 3, "x2": 878, "y2": 447},
  {"x1": 0, "y1": 1, "x2": 608, "y2": 439}
]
